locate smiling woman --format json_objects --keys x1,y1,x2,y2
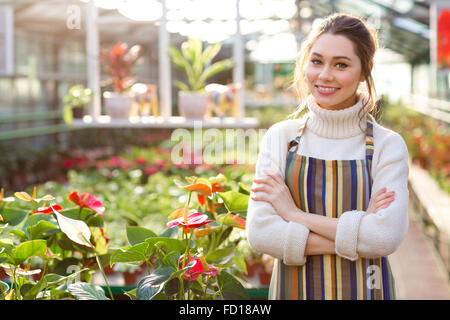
[{"x1": 246, "y1": 13, "x2": 410, "y2": 300}]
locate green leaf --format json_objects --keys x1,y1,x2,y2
[
  {"x1": 63, "y1": 104, "x2": 73, "y2": 125},
  {"x1": 0, "y1": 280, "x2": 9, "y2": 298},
  {"x1": 217, "y1": 270, "x2": 250, "y2": 300},
  {"x1": 136, "y1": 266, "x2": 174, "y2": 300},
  {"x1": 1, "y1": 207, "x2": 28, "y2": 226},
  {"x1": 126, "y1": 226, "x2": 157, "y2": 246},
  {"x1": 163, "y1": 277, "x2": 180, "y2": 297},
  {"x1": 67, "y1": 282, "x2": 110, "y2": 300},
  {"x1": 174, "y1": 80, "x2": 191, "y2": 92},
  {"x1": 197, "y1": 59, "x2": 234, "y2": 88},
  {"x1": 162, "y1": 251, "x2": 180, "y2": 270},
  {"x1": 124, "y1": 288, "x2": 137, "y2": 300},
  {"x1": 22, "y1": 277, "x2": 48, "y2": 300},
  {"x1": 0, "y1": 238, "x2": 14, "y2": 255},
  {"x1": 217, "y1": 191, "x2": 249, "y2": 217},
  {"x1": 232, "y1": 250, "x2": 247, "y2": 275},
  {"x1": 26, "y1": 220, "x2": 59, "y2": 239},
  {"x1": 206, "y1": 247, "x2": 234, "y2": 264},
  {"x1": 238, "y1": 182, "x2": 251, "y2": 195},
  {"x1": 110, "y1": 242, "x2": 151, "y2": 265},
  {"x1": 146, "y1": 237, "x2": 186, "y2": 254},
  {"x1": 9, "y1": 229, "x2": 28, "y2": 241},
  {"x1": 201, "y1": 42, "x2": 222, "y2": 65},
  {"x1": 14, "y1": 240, "x2": 47, "y2": 264}
]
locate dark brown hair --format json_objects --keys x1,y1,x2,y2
[{"x1": 289, "y1": 13, "x2": 380, "y2": 124}]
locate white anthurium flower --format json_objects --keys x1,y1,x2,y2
[
  {"x1": 1, "y1": 264, "x2": 41, "y2": 276},
  {"x1": 51, "y1": 206, "x2": 92, "y2": 248}
]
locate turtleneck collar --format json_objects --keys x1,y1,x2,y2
[{"x1": 304, "y1": 94, "x2": 369, "y2": 139}]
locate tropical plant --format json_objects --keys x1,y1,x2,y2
[
  {"x1": 169, "y1": 39, "x2": 234, "y2": 92},
  {"x1": 109, "y1": 174, "x2": 251, "y2": 300},
  {"x1": 62, "y1": 85, "x2": 93, "y2": 125},
  {"x1": 100, "y1": 42, "x2": 143, "y2": 93},
  {"x1": 0, "y1": 187, "x2": 111, "y2": 300}
]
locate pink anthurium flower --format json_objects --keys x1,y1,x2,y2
[
  {"x1": 68, "y1": 191, "x2": 105, "y2": 216},
  {"x1": 166, "y1": 212, "x2": 213, "y2": 230}
]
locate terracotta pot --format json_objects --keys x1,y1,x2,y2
[
  {"x1": 257, "y1": 268, "x2": 272, "y2": 286},
  {"x1": 178, "y1": 91, "x2": 208, "y2": 119},
  {"x1": 245, "y1": 260, "x2": 259, "y2": 277},
  {"x1": 103, "y1": 92, "x2": 134, "y2": 118},
  {"x1": 104, "y1": 265, "x2": 115, "y2": 275},
  {"x1": 123, "y1": 270, "x2": 141, "y2": 286},
  {"x1": 32, "y1": 270, "x2": 42, "y2": 281},
  {"x1": 0, "y1": 267, "x2": 7, "y2": 280}
]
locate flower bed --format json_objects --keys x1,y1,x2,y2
[
  {"x1": 381, "y1": 101, "x2": 449, "y2": 193},
  {"x1": 0, "y1": 138, "x2": 274, "y2": 300}
]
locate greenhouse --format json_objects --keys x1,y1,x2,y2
[{"x1": 0, "y1": 0, "x2": 449, "y2": 303}]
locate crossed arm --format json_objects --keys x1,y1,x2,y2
[{"x1": 250, "y1": 169, "x2": 395, "y2": 256}]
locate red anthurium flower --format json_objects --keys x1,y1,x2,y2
[
  {"x1": 135, "y1": 157, "x2": 147, "y2": 165},
  {"x1": 179, "y1": 255, "x2": 218, "y2": 282},
  {"x1": 197, "y1": 193, "x2": 206, "y2": 206},
  {"x1": 166, "y1": 212, "x2": 213, "y2": 229},
  {"x1": 211, "y1": 182, "x2": 224, "y2": 193},
  {"x1": 33, "y1": 204, "x2": 63, "y2": 215},
  {"x1": 68, "y1": 191, "x2": 105, "y2": 216}
]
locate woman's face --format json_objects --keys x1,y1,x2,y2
[{"x1": 305, "y1": 33, "x2": 364, "y2": 110}]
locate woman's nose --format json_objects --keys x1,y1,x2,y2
[{"x1": 318, "y1": 66, "x2": 334, "y2": 81}]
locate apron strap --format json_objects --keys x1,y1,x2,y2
[
  {"x1": 365, "y1": 115, "x2": 375, "y2": 161},
  {"x1": 287, "y1": 115, "x2": 309, "y2": 152}
]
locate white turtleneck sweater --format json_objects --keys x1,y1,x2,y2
[{"x1": 246, "y1": 94, "x2": 410, "y2": 264}]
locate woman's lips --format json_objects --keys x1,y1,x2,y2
[{"x1": 315, "y1": 85, "x2": 340, "y2": 95}]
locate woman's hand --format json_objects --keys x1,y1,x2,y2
[
  {"x1": 366, "y1": 187, "x2": 395, "y2": 213},
  {"x1": 250, "y1": 169, "x2": 300, "y2": 222}
]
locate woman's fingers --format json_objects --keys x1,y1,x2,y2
[
  {"x1": 367, "y1": 188, "x2": 395, "y2": 213},
  {"x1": 253, "y1": 176, "x2": 277, "y2": 188},
  {"x1": 263, "y1": 170, "x2": 284, "y2": 185},
  {"x1": 250, "y1": 185, "x2": 272, "y2": 194}
]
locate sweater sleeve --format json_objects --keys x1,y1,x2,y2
[
  {"x1": 334, "y1": 130, "x2": 410, "y2": 261},
  {"x1": 246, "y1": 122, "x2": 310, "y2": 265}
]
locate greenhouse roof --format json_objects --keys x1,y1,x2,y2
[{"x1": 2, "y1": 0, "x2": 432, "y2": 64}]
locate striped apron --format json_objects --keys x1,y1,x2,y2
[{"x1": 268, "y1": 115, "x2": 396, "y2": 300}]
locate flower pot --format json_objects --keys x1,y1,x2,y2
[
  {"x1": 0, "y1": 267, "x2": 7, "y2": 280},
  {"x1": 257, "y1": 267, "x2": 271, "y2": 286},
  {"x1": 123, "y1": 270, "x2": 141, "y2": 285},
  {"x1": 178, "y1": 91, "x2": 209, "y2": 119},
  {"x1": 32, "y1": 270, "x2": 42, "y2": 281},
  {"x1": 72, "y1": 106, "x2": 84, "y2": 119},
  {"x1": 104, "y1": 265, "x2": 115, "y2": 275},
  {"x1": 103, "y1": 92, "x2": 134, "y2": 119}
]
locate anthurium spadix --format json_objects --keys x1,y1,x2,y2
[{"x1": 51, "y1": 205, "x2": 92, "y2": 247}]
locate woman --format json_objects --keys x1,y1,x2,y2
[{"x1": 246, "y1": 13, "x2": 409, "y2": 300}]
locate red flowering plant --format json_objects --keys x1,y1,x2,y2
[
  {"x1": 100, "y1": 42, "x2": 143, "y2": 94},
  {"x1": 109, "y1": 173, "x2": 251, "y2": 300},
  {"x1": 0, "y1": 187, "x2": 112, "y2": 300}
]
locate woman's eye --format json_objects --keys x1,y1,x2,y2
[
  {"x1": 311, "y1": 59, "x2": 321, "y2": 65},
  {"x1": 336, "y1": 62, "x2": 348, "y2": 68}
]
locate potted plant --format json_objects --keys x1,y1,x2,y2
[
  {"x1": 169, "y1": 38, "x2": 234, "y2": 119},
  {"x1": 62, "y1": 85, "x2": 93, "y2": 125},
  {"x1": 100, "y1": 42, "x2": 143, "y2": 119}
]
